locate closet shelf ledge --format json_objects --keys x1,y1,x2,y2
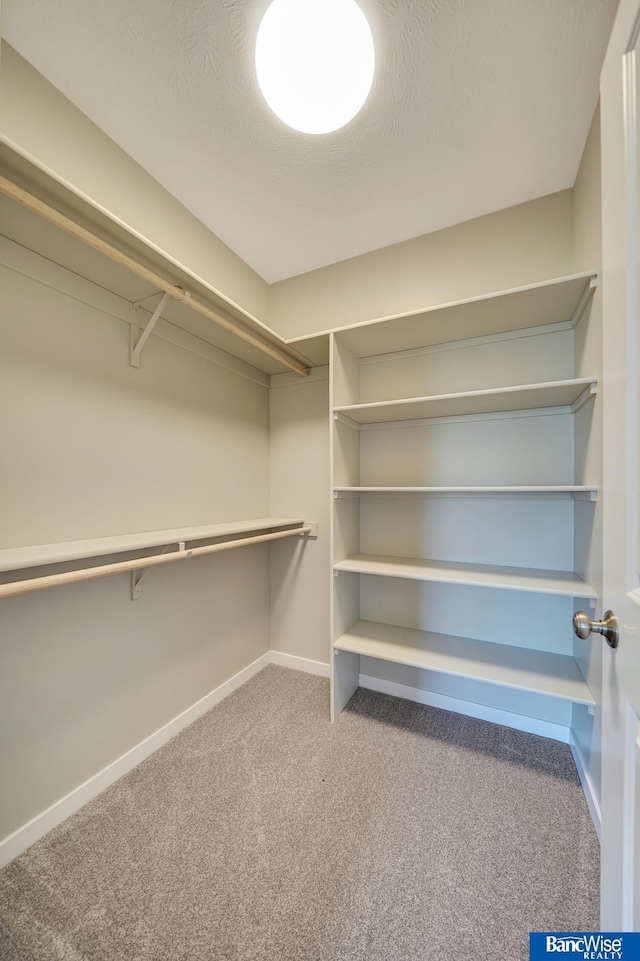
[
  {"x1": 331, "y1": 271, "x2": 598, "y2": 358},
  {"x1": 333, "y1": 553, "x2": 598, "y2": 598},
  {"x1": 335, "y1": 620, "x2": 594, "y2": 706},
  {"x1": 333, "y1": 486, "x2": 598, "y2": 499},
  {"x1": 333, "y1": 377, "x2": 598, "y2": 426},
  {"x1": 0, "y1": 517, "x2": 307, "y2": 574}
]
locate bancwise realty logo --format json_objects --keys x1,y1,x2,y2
[{"x1": 530, "y1": 933, "x2": 640, "y2": 960}]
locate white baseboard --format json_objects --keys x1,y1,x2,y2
[
  {"x1": 359, "y1": 673, "x2": 571, "y2": 744},
  {"x1": 0, "y1": 651, "x2": 272, "y2": 869},
  {"x1": 569, "y1": 734, "x2": 602, "y2": 840},
  {"x1": 269, "y1": 650, "x2": 330, "y2": 677}
]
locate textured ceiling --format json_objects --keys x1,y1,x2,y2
[{"x1": 3, "y1": 0, "x2": 617, "y2": 283}]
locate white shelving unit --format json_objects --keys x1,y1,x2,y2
[{"x1": 330, "y1": 272, "x2": 599, "y2": 733}]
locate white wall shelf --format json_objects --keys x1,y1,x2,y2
[
  {"x1": 334, "y1": 553, "x2": 597, "y2": 599},
  {"x1": 0, "y1": 186, "x2": 314, "y2": 378},
  {"x1": 333, "y1": 272, "x2": 597, "y2": 358},
  {"x1": 0, "y1": 518, "x2": 307, "y2": 574},
  {"x1": 334, "y1": 486, "x2": 598, "y2": 500},
  {"x1": 335, "y1": 620, "x2": 594, "y2": 706},
  {"x1": 281, "y1": 271, "x2": 591, "y2": 370},
  {"x1": 334, "y1": 377, "x2": 597, "y2": 426}
]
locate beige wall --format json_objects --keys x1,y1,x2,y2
[
  {"x1": 573, "y1": 105, "x2": 603, "y2": 275},
  {"x1": 269, "y1": 368, "x2": 330, "y2": 667},
  {"x1": 0, "y1": 247, "x2": 272, "y2": 841},
  {"x1": 0, "y1": 42, "x2": 270, "y2": 325},
  {"x1": 270, "y1": 190, "x2": 575, "y2": 340}
]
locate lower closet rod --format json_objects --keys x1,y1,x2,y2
[{"x1": 0, "y1": 526, "x2": 311, "y2": 600}]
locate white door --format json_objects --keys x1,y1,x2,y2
[{"x1": 600, "y1": 0, "x2": 640, "y2": 930}]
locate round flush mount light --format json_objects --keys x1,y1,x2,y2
[{"x1": 255, "y1": 0, "x2": 375, "y2": 135}]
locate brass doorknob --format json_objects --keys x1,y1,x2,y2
[{"x1": 573, "y1": 610, "x2": 619, "y2": 648}]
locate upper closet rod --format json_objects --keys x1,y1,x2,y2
[
  {"x1": 0, "y1": 525, "x2": 311, "y2": 599},
  {"x1": 0, "y1": 175, "x2": 309, "y2": 378}
]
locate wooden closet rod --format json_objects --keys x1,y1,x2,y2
[
  {"x1": 0, "y1": 526, "x2": 311, "y2": 599},
  {"x1": 0, "y1": 175, "x2": 309, "y2": 377}
]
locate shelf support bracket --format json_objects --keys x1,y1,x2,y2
[
  {"x1": 570, "y1": 276, "x2": 598, "y2": 328},
  {"x1": 571, "y1": 382, "x2": 598, "y2": 414},
  {"x1": 130, "y1": 291, "x2": 171, "y2": 368},
  {"x1": 333, "y1": 411, "x2": 360, "y2": 431},
  {"x1": 131, "y1": 541, "x2": 185, "y2": 600},
  {"x1": 572, "y1": 489, "x2": 598, "y2": 502}
]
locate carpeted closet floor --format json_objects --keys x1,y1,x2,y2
[{"x1": 0, "y1": 665, "x2": 599, "y2": 961}]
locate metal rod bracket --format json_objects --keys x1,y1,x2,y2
[
  {"x1": 130, "y1": 291, "x2": 171, "y2": 368},
  {"x1": 130, "y1": 569, "x2": 144, "y2": 601},
  {"x1": 130, "y1": 542, "x2": 185, "y2": 600}
]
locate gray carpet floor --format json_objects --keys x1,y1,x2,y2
[{"x1": 0, "y1": 665, "x2": 599, "y2": 961}]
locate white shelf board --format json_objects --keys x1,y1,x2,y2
[
  {"x1": 0, "y1": 201, "x2": 312, "y2": 377},
  {"x1": 0, "y1": 518, "x2": 306, "y2": 573},
  {"x1": 334, "y1": 620, "x2": 594, "y2": 706},
  {"x1": 333, "y1": 273, "x2": 597, "y2": 358},
  {"x1": 334, "y1": 378, "x2": 597, "y2": 425},
  {"x1": 333, "y1": 553, "x2": 597, "y2": 598},
  {"x1": 334, "y1": 486, "x2": 597, "y2": 498}
]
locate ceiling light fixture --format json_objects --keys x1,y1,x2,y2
[{"x1": 255, "y1": 0, "x2": 375, "y2": 135}]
